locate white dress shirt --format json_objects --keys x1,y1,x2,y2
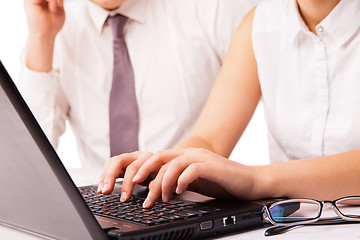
[
  {"x1": 19, "y1": 0, "x2": 253, "y2": 168},
  {"x1": 252, "y1": 0, "x2": 360, "y2": 163}
]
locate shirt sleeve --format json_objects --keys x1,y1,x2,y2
[{"x1": 18, "y1": 64, "x2": 69, "y2": 149}]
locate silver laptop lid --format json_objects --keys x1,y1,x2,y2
[{"x1": 0, "y1": 61, "x2": 107, "y2": 239}]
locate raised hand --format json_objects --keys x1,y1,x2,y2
[
  {"x1": 24, "y1": 0, "x2": 65, "y2": 72},
  {"x1": 24, "y1": 0, "x2": 65, "y2": 39}
]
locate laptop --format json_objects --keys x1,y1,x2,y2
[{"x1": 0, "y1": 60, "x2": 272, "y2": 239}]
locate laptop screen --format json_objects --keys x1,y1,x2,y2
[{"x1": 0, "y1": 61, "x2": 106, "y2": 239}]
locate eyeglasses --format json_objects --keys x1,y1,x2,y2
[{"x1": 262, "y1": 196, "x2": 360, "y2": 227}]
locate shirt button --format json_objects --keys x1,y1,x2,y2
[{"x1": 317, "y1": 26, "x2": 324, "y2": 33}]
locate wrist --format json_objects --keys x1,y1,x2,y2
[
  {"x1": 223, "y1": 162, "x2": 264, "y2": 200},
  {"x1": 250, "y1": 165, "x2": 280, "y2": 199},
  {"x1": 175, "y1": 136, "x2": 214, "y2": 151},
  {"x1": 27, "y1": 32, "x2": 57, "y2": 47},
  {"x1": 28, "y1": 27, "x2": 59, "y2": 42},
  {"x1": 25, "y1": 35, "x2": 56, "y2": 72}
]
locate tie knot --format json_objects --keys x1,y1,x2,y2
[{"x1": 108, "y1": 14, "x2": 128, "y2": 39}]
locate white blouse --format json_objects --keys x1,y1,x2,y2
[{"x1": 252, "y1": 0, "x2": 360, "y2": 163}]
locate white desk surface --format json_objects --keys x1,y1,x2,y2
[{"x1": 1, "y1": 168, "x2": 359, "y2": 240}]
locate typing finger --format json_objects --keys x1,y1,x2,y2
[
  {"x1": 142, "y1": 165, "x2": 168, "y2": 208},
  {"x1": 98, "y1": 158, "x2": 114, "y2": 192},
  {"x1": 120, "y1": 152, "x2": 153, "y2": 202},
  {"x1": 176, "y1": 163, "x2": 205, "y2": 195},
  {"x1": 99, "y1": 152, "x2": 141, "y2": 194},
  {"x1": 161, "y1": 156, "x2": 192, "y2": 202}
]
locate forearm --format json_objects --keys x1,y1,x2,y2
[
  {"x1": 176, "y1": 8, "x2": 260, "y2": 158},
  {"x1": 253, "y1": 149, "x2": 360, "y2": 200},
  {"x1": 176, "y1": 136, "x2": 215, "y2": 152},
  {"x1": 25, "y1": 35, "x2": 55, "y2": 72}
]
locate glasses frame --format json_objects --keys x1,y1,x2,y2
[{"x1": 262, "y1": 196, "x2": 360, "y2": 226}]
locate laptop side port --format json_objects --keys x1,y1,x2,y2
[
  {"x1": 200, "y1": 220, "x2": 213, "y2": 231},
  {"x1": 222, "y1": 216, "x2": 236, "y2": 227}
]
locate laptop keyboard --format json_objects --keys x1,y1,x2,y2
[{"x1": 80, "y1": 186, "x2": 224, "y2": 226}]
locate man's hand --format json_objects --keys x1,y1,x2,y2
[
  {"x1": 24, "y1": 0, "x2": 65, "y2": 39},
  {"x1": 24, "y1": 0, "x2": 65, "y2": 72}
]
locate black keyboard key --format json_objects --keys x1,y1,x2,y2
[{"x1": 80, "y1": 186, "x2": 224, "y2": 226}]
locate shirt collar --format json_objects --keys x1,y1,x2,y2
[
  {"x1": 318, "y1": 0, "x2": 360, "y2": 46},
  {"x1": 283, "y1": 0, "x2": 360, "y2": 46},
  {"x1": 87, "y1": 0, "x2": 148, "y2": 34},
  {"x1": 281, "y1": 0, "x2": 312, "y2": 46}
]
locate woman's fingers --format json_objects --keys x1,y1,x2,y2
[
  {"x1": 97, "y1": 157, "x2": 115, "y2": 192},
  {"x1": 120, "y1": 152, "x2": 153, "y2": 202},
  {"x1": 132, "y1": 149, "x2": 187, "y2": 184},
  {"x1": 98, "y1": 148, "x2": 239, "y2": 208},
  {"x1": 98, "y1": 155, "x2": 128, "y2": 194},
  {"x1": 142, "y1": 165, "x2": 169, "y2": 208},
  {"x1": 160, "y1": 148, "x2": 233, "y2": 202},
  {"x1": 176, "y1": 163, "x2": 206, "y2": 194},
  {"x1": 98, "y1": 151, "x2": 146, "y2": 194},
  {"x1": 161, "y1": 155, "x2": 195, "y2": 201},
  {"x1": 146, "y1": 149, "x2": 212, "y2": 204}
]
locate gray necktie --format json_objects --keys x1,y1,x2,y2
[{"x1": 108, "y1": 14, "x2": 139, "y2": 157}]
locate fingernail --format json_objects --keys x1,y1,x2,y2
[
  {"x1": 162, "y1": 194, "x2": 170, "y2": 203},
  {"x1": 120, "y1": 192, "x2": 127, "y2": 202},
  {"x1": 132, "y1": 174, "x2": 140, "y2": 183},
  {"x1": 143, "y1": 197, "x2": 150, "y2": 208},
  {"x1": 103, "y1": 183, "x2": 109, "y2": 192},
  {"x1": 97, "y1": 183, "x2": 104, "y2": 193},
  {"x1": 175, "y1": 186, "x2": 182, "y2": 194}
]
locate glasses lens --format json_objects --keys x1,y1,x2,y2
[
  {"x1": 335, "y1": 197, "x2": 360, "y2": 218},
  {"x1": 269, "y1": 200, "x2": 320, "y2": 223}
]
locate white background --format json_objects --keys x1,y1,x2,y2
[{"x1": 0, "y1": 1, "x2": 269, "y2": 169}]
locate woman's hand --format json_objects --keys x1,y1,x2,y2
[
  {"x1": 134, "y1": 148, "x2": 260, "y2": 207},
  {"x1": 99, "y1": 148, "x2": 260, "y2": 208}
]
